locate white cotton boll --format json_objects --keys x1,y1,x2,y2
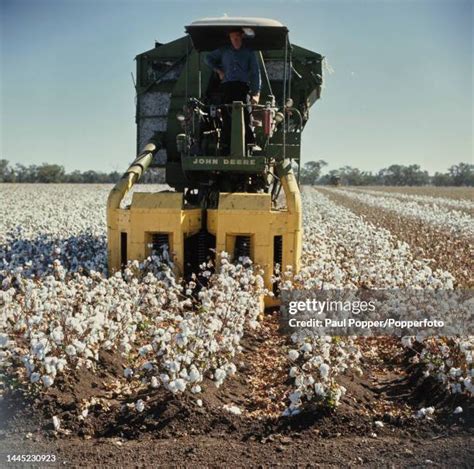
[
  {"x1": 196, "y1": 399, "x2": 203, "y2": 407},
  {"x1": 45, "y1": 362, "x2": 57, "y2": 377},
  {"x1": 191, "y1": 385, "x2": 202, "y2": 394},
  {"x1": 0, "y1": 334, "x2": 9, "y2": 349},
  {"x1": 401, "y1": 336, "x2": 413, "y2": 348},
  {"x1": 160, "y1": 373, "x2": 170, "y2": 384},
  {"x1": 103, "y1": 340, "x2": 114, "y2": 350},
  {"x1": 139, "y1": 344, "x2": 153, "y2": 356},
  {"x1": 167, "y1": 380, "x2": 178, "y2": 394},
  {"x1": 52, "y1": 416, "x2": 61, "y2": 431},
  {"x1": 449, "y1": 367, "x2": 461, "y2": 378},
  {"x1": 65, "y1": 345, "x2": 76, "y2": 356},
  {"x1": 177, "y1": 379, "x2": 187, "y2": 392},
  {"x1": 451, "y1": 383, "x2": 462, "y2": 394},
  {"x1": 416, "y1": 407, "x2": 434, "y2": 418},
  {"x1": 319, "y1": 363, "x2": 330, "y2": 379},
  {"x1": 151, "y1": 376, "x2": 160, "y2": 388},
  {"x1": 314, "y1": 383, "x2": 326, "y2": 397},
  {"x1": 135, "y1": 399, "x2": 145, "y2": 412},
  {"x1": 289, "y1": 391, "x2": 302, "y2": 404},
  {"x1": 176, "y1": 333, "x2": 188, "y2": 347},
  {"x1": 56, "y1": 358, "x2": 67, "y2": 372},
  {"x1": 188, "y1": 367, "x2": 201, "y2": 383},
  {"x1": 300, "y1": 343, "x2": 312, "y2": 353},
  {"x1": 294, "y1": 375, "x2": 304, "y2": 387},
  {"x1": 167, "y1": 361, "x2": 180, "y2": 373},
  {"x1": 288, "y1": 350, "x2": 299, "y2": 361},
  {"x1": 51, "y1": 328, "x2": 63, "y2": 344},
  {"x1": 42, "y1": 375, "x2": 54, "y2": 387},
  {"x1": 225, "y1": 363, "x2": 237, "y2": 375},
  {"x1": 30, "y1": 372, "x2": 41, "y2": 383},
  {"x1": 214, "y1": 368, "x2": 226, "y2": 382},
  {"x1": 248, "y1": 319, "x2": 259, "y2": 330},
  {"x1": 289, "y1": 367, "x2": 298, "y2": 378},
  {"x1": 223, "y1": 404, "x2": 242, "y2": 415},
  {"x1": 453, "y1": 406, "x2": 463, "y2": 414},
  {"x1": 425, "y1": 406, "x2": 435, "y2": 415},
  {"x1": 123, "y1": 368, "x2": 133, "y2": 378},
  {"x1": 141, "y1": 362, "x2": 154, "y2": 371}
]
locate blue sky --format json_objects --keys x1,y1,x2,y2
[{"x1": 1, "y1": 0, "x2": 472, "y2": 174}]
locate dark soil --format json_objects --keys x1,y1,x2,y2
[{"x1": 0, "y1": 319, "x2": 472, "y2": 467}]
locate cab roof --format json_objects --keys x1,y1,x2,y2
[{"x1": 185, "y1": 17, "x2": 288, "y2": 51}]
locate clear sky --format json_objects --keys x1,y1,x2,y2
[{"x1": 1, "y1": 0, "x2": 472, "y2": 174}]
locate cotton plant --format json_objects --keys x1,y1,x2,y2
[
  {"x1": 402, "y1": 335, "x2": 474, "y2": 397},
  {"x1": 344, "y1": 187, "x2": 474, "y2": 212},
  {"x1": 282, "y1": 332, "x2": 361, "y2": 415},
  {"x1": 327, "y1": 188, "x2": 473, "y2": 239},
  {"x1": 279, "y1": 189, "x2": 459, "y2": 414},
  {"x1": 130, "y1": 254, "x2": 266, "y2": 394},
  {"x1": 288, "y1": 189, "x2": 456, "y2": 290},
  {"x1": 1, "y1": 244, "x2": 265, "y2": 398},
  {"x1": 1, "y1": 184, "x2": 471, "y2": 419}
]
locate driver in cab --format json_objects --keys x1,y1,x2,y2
[{"x1": 204, "y1": 27, "x2": 261, "y2": 154}]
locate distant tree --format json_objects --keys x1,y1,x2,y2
[
  {"x1": 13, "y1": 163, "x2": 38, "y2": 182},
  {"x1": 36, "y1": 164, "x2": 65, "y2": 183},
  {"x1": 377, "y1": 165, "x2": 405, "y2": 185},
  {"x1": 66, "y1": 170, "x2": 84, "y2": 183},
  {"x1": 319, "y1": 167, "x2": 377, "y2": 186},
  {"x1": 432, "y1": 172, "x2": 453, "y2": 186},
  {"x1": 107, "y1": 171, "x2": 122, "y2": 183},
  {"x1": 1, "y1": 158, "x2": 471, "y2": 187},
  {"x1": 403, "y1": 164, "x2": 430, "y2": 186},
  {"x1": 0, "y1": 159, "x2": 13, "y2": 182},
  {"x1": 80, "y1": 170, "x2": 99, "y2": 183},
  {"x1": 376, "y1": 164, "x2": 429, "y2": 186},
  {"x1": 13, "y1": 164, "x2": 28, "y2": 182},
  {"x1": 300, "y1": 160, "x2": 327, "y2": 185},
  {"x1": 448, "y1": 163, "x2": 474, "y2": 186}
]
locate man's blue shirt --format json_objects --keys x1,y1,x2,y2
[{"x1": 205, "y1": 45, "x2": 261, "y2": 95}]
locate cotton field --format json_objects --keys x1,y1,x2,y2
[{"x1": 0, "y1": 184, "x2": 473, "y2": 435}]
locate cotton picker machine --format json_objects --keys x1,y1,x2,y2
[{"x1": 107, "y1": 17, "x2": 324, "y2": 305}]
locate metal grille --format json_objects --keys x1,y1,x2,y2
[
  {"x1": 151, "y1": 233, "x2": 169, "y2": 254},
  {"x1": 120, "y1": 232, "x2": 128, "y2": 268},
  {"x1": 234, "y1": 236, "x2": 252, "y2": 263},
  {"x1": 273, "y1": 235, "x2": 283, "y2": 295}
]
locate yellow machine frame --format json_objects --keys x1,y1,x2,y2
[{"x1": 107, "y1": 145, "x2": 301, "y2": 306}]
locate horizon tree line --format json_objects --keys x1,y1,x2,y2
[{"x1": 0, "y1": 159, "x2": 472, "y2": 186}]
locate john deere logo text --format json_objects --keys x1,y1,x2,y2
[{"x1": 192, "y1": 158, "x2": 256, "y2": 166}]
